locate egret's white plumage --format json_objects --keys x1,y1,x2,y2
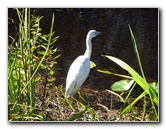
[{"x1": 65, "y1": 30, "x2": 100, "y2": 96}]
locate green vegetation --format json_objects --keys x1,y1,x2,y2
[
  {"x1": 8, "y1": 8, "x2": 158, "y2": 121},
  {"x1": 97, "y1": 25, "x2": 158, "y2": 121},
  {"x1": 8, "y1": 8, "x2": 60, "y2": 121}
]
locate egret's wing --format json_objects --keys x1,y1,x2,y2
[{"x1": 65, "y1": 56, "x2": 90, "y2": 95}]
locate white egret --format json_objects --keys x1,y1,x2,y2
[{"x1": 65, "y1": 30, "x2": 101, "y2": 97}]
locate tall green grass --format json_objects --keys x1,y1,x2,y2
[{"x1": 8, "y1": 8, "x2": 59, "y2": 121}]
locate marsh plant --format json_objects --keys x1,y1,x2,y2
[
  {"x1": 97, "y1": 25, "x2": 158, "y2": 121},
  {"x1": 8, "y1": 8, "x2": 60, "y2": 121}
]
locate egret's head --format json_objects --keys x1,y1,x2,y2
[{"x1": 87, "y1": 30, "x2": 101, "y2": 39}]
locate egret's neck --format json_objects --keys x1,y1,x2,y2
[{"x1": 84, "y1": 35, "x2": 92, "y2": 60}]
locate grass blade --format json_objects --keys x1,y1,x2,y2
[
  {"x1": 67, "y1": 106, "x2": 88, "y2": 121},
  {"x1": 129, "y1": 25, "x2": 146, "y2": 80},
  {"x1": 106, "y1": 89, "x2": 125, "y2": 103},
  {"x1": 120, "y1": 90, "x2": 148, "y2": 115},
  {"x1": 104, "y1": 55, "x2": 158, "y2": 106}
]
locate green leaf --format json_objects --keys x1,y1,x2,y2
[
  {"x1": 90, "y1": 61, "x2": 96, "y2": 69},
  {"x1": 149, "y1": 82, "x2": 158, "y2": 94},
  {"x1": 35, "y1": 77, "x2": 41, "y2": 82},
  {"x1": 54, "y1": 54, "x2": 61, "y2": 60},
  {"x1": 97, "y1": 69, "x2": 132, "y2": 79},
  {"x1": 37, "y1": 28, "x2": 42, "y2": 32},
  {"x1": 37, "y1": 51, "x2": 45, "y2": 56},
  {"x1": 39, "y1": 63, "x2": 46, "y2": 69},
  {"x1": 104, "y1": 55, "x2": 158, "y2": 106},
  {"x1": 40, "y1": 45, "x2": 47, "y2": 49},
  {"x1": 32, "y1": 23, "x2": 39, "y2": 28},
  {"x1": 49, "y1": 70, "x2": 54, "y2": 76},
  {"x1": 104, "y1": 55, "x2": 146, "y2": 89},
  {"x1": 49, "y1": 61, "x2": 55, "y2": 67},
  {"x1": 51, "y1": 36, "x2": 59, "y2": 44},
  {"x1": 40, "y1": 35, "x2": 48, "y2": 41},
  {"x1": 67, "y1": 107, "x2": 88, "y2": 121},
  {"x1": 111, "y1": 79, "x2": 134, "y2": 91},
  {"x1": 97, "y1": 69, "x2": 112, "y2": 74},
  {"x1": 20, "y1": 68, "x2": 25, "y2": 75},
  {"x1": 120, "y1": 90, "x2": 148, "y2": 115}
]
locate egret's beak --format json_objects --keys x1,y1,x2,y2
[{"x1": 96, "y1": 31, "x2": 101, "y2": 36}]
